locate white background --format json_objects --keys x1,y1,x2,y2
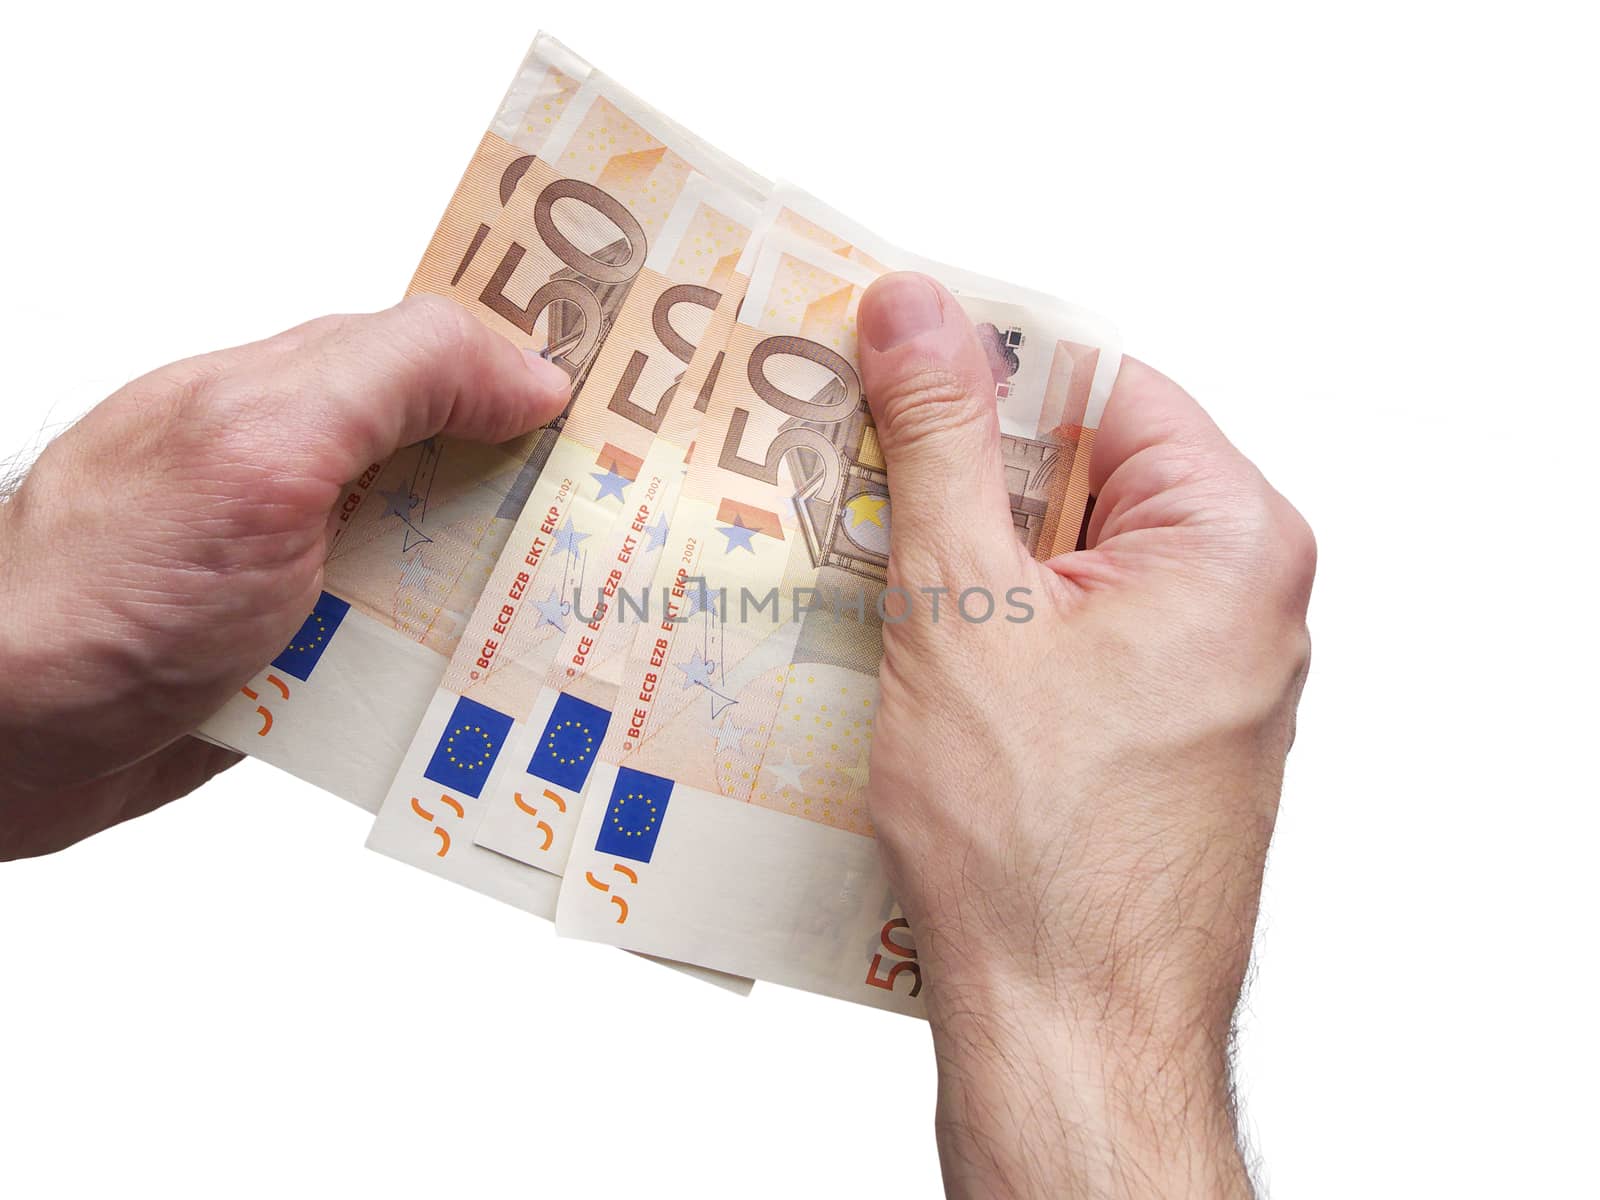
[{"x1": 2, "y1": 2, "x2": 1595, "y2": 1196}]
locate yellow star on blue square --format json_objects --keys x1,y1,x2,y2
[
  {"x1": 528, "y1": 693, "x2": 610, "y2": 791},
  {"x1": 595, "y1": 767, "x2": 672, "y2": 864},
  {"x1": 423, "y1": 696, "x2": 515, "y2": 798},
  {"x1": 270, "y1": 591, "x2": 350, "y2": 681}
]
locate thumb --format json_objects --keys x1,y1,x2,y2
[{"x1": 857, "y1": 272, "x2": 1018, "y2": 579}]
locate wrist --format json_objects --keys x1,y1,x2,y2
[
  {"x1": 925, "y1": 965, "x2": 1252, "y2": 1199},
  {"x1": 0, "y1": 495, "x2": 26, "y2": 702},
  {"x1": 0, "y1": 494, "x2": 46, "y2": 787},
  {"x1": 0, "y1": 488, "x2": 98, "y2": 793}
]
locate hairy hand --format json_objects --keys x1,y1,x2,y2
[
  {"x1": 856, "y1": 273, "x2": 1314, "y2": 1198},
  {"x1": 0, "y1": 296, "x2": 569, "y2": 858}
]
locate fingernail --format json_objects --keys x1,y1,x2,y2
[
  {"x1": 522, "y1": 347, "x2": 572, "y2": 397},
  {"x1": 862, "y1": 273, "x2": 946, "y2": 352}
]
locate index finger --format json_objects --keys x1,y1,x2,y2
[
  {"x1": 216, "y1": 294, "x2": 572, "y2": 488},
  {"x1": 1087, "y1": 356, "x2": 1233, "y2": 497}
]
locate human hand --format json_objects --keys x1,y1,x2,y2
[
  {"x1": 0, "y1": 297, "x2": 569, "y2": 859},
  {"x1": 855, "y1": 273, "x2": 1314, "y2": 1197}
]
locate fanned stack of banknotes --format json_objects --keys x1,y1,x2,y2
[{"x1": 199, "y1": 32, "x2": 1120, "y2": 1016}]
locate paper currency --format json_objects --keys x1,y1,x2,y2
[
  {"x1": 467, "y1": 188, "x2": 891, "y2": 874},
  {"x1": 195, "y1": 27, "x2": 1122, "y2": 1015},
  {"x1": 464, "y1": 205, "x2": 754, "y2": 873},
  {"x1": 200, "y1": 37, "x2": 765, "y2": 818},
  {"x1": 357, "y1": 56, "x2": 769, "y2": 995},
  {"x1": 552, "y1": 220, "x2": 1119, "y2": 1014},
  {"x1": 197, "y1": 35, "x2": 597, "y2": 810},
  {"x1": 368, "y1": 172, "x2": 761, "y2": 909}
]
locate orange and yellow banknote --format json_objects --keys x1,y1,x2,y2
[
  {"x1": 206, "y1": 31, "x2": 1120, "y2": 1014},
  {"x1": 552, "y1": 221, "x2": 1118, "y2": 1014}
]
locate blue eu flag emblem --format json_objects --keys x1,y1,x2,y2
[
  {"x1": 528, "y1": 693, "x2": 611, "y2": 791},
  {"x1": 595, "y1": 767, "x2": 672, "y2": 864},
  {"x1": 423, "y1": 696, "x2": 515, "y2": 798},
  {"x1": 271, "y1": 591, "x2": 350, "y2": 681}
]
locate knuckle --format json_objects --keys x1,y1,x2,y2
[
  {"x1": 183, "y1": 371, "x2": 269, "y2": 448},
  {"x1": 1274, "y1": 498, "x2": 1318, "y2": 590},
  {"x1": 871, "y1": 365, "x2": 986, "y2": 449},
  {"x1": 1290, "y1": 622, "x2": 1313, "y2": 680},
  {"x1": 892, "y1": 547, "x2": 994, "y2": 609},
  {"x1": 169, "y1": 374, "x2": 316, "y2": 506},
  {"x1": 1215, "y1": 476, "x2": 1288, "y2": 551},
  {"x1": 135, "y1": 356, "x2": 225, "y2": 426},
  {"x1": 277, "y1": 312, "x2": 355, "y2": 346},
  {"x1": 1124, "y1": 439, "x2": 1219, "y2": 502},
  {"x1": 1236, "y1": 488, "x2": 1318, "y2": 606},
  {"x1": 396, "y1": 293, "x2": 477, "y2": 361},
  {"x1": 1229, "y1": 492, "x2": 1317, "y2": 661},
  {"x1": 186, "y1": 365, "x2": 244, "y2": 411}
]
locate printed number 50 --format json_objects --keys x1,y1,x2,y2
[{"x1": 865, "y1": 917, "x2": 922, "y2": 998}]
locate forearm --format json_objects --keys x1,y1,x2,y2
[{"x1": 926, "y1": 977, "x2": 1254, "y2": 1199}]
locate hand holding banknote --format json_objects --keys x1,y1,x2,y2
[
  {"x1": 0, "y1": 297, "x2": 570, "y2": 858},
  {"x1": 0, "y1": 27, "x2": 1319, "y2": 1196},
  {"x1": 854, "y1": 273, "x2": 1315, "y2": 1198}
]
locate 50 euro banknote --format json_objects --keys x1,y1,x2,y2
[
  {"x1": 551, "y1": 223, "x2": 1120, "y2": 1015},
  {"x1": 462, "y1": 177, "x2": 1089, "y2": 876},
  {"x1": 197, "y1": 33, "x2": 764, "y2": 815},
  {"x1": 464, "y1": 188, "x2": 894, "y2": 877},
  {"x1": 365, "y1": 167, "x2": 762, "y2": 913}
]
